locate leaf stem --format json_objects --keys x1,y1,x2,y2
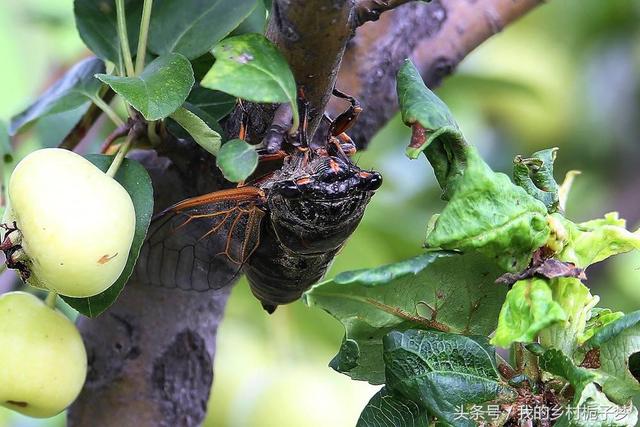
[
  {"x1": 116, "y1": 0, "x2": 135, "y2": 77},
  {"x1": 45, "y1": 291, "x2": 58, "y2": 309},
  {"x1": 106, "y1": 131, "x2": 134, "y2": 178},
  {"x1": 513, "y1": 342, "x2": 540, "y2": 384},
  {"x1": 147, "y1": 121, "x2": 160, "y2": 146},
  {"x1": 92, "y1": 97, "x2": 126, "y2": 127},
  {"x1": 289, "y1": 108, "x2": 300, "y2": 135},
  {"x1": 134, "y1": 0, "x2": 154, "y2": 75}
]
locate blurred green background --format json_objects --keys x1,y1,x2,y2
[{"x1": 1, "y1": 0, "x2": 639, "y2": 426}]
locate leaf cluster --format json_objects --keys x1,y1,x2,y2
[
  {"x1": 306, "y1": 60, "x2": 640, "y2": 426},
  {"x1": 4, "y1": 0, "x2": 300, "y2": 316}
]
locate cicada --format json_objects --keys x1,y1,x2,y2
[{"x1": 135, "y1": 90, "x2": 382, "y2": 312}]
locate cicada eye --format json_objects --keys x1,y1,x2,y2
[
  {"x1": 358, "y1": 171, "x2": 383, "y2": 191},
  {"x1": 275, "y1": 181, "x2": 303, "y2": 198}
]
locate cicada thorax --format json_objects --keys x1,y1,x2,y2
[{"x1": 244, "y1": 151, "x2": 382, "y2": 312}]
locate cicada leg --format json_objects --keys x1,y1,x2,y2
[{"x1": 330, "y1": 88, "x2": 363, "y2": 137}]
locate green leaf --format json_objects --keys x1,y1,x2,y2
[
  {"x1": 562, "y1": 383, "x2": 638, "y2": 427},
  {"x1": 396, "y1": 58, "x2": 470, "y2": 199},
  {"x1": 581, "y1": 308, "x2": 625, "y2": 344},
  {"x1": 231, "y1": 1, "x2": 268, "y2": 36},
  {"x1": 148, "y1": 0, "x2": 258, "y2": 60},
  {"x1": 216, "y1": 139, "x2": 258, "y2": 182},
  {"x1": 9, "y1": 57, "x2": 105, "y2": 135},
  {"x1": 305, "y1": 251, "x2": 507, "y2": 384},
  {"x1": 357, "y1": 387, "x2": 429, "y2": 427},
  {"x1": 187, "y1": 86, "x2": 236, "y2": 121},
  {"x1": 202, "y1": 34, "x2": 299, "y2": 131},
  {"x1": 74, "y1": 0, "x2": 142, "y2": 63},
  {"x1": 491, "y1": 278, "x2": 566, "y2": 348},
  {"x1": 62, "y1": 155, "x2": 153, "y2": 317},
  {"x1": 513, "y1": 148, "x2": 560, "y2": 212},
  {"x1": 396, "y1": 60, "x2": 550, "y2": 271},
  {"x1": 424, "y1": 148, "x2": 550, "y2": 272},
  {"x1": 97, "y1": 53, "x2": 194, "y2": 120},
  {"x1": 384, "y1": 329, "x2": 516, "y2": 427},
  {"x1": 396, "y1": 59, "x2": 464, "y2": 160},
  {"x1": 538, "y1": 278, "x2": 598, "y2": 356},
  {"x1": 583, "y1": 311, "x2": 640, "y2": 403},
  {"x1": 191, "y1": 53, "x2": 216, "y2": 81},
  {"x1": 588, "y1": 311, "x2": 640, "y2": 348},
  {"x1": 538, "y1": 348, "x2": 597, "y2": 401},
  {"x1": 599, "y1": 334, "x2": 640, "y2": 404},
  {"x1": 557, "y1": 212, "x2": 640, "y2": 269},
  {"x1": 34, "y1": 106, "x2": 92, "y2": 148},
  {"x1": 169, "y1": 107, "x2": 221, "y2": 155}
]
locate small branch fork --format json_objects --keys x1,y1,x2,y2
[{"x1": 353, "y1": 0, "x2": 415, "y2": 26}]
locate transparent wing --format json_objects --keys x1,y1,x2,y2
[{"x1": 135, "y1": 187, "x2": 266, "y2": 291}]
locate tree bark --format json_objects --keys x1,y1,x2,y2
[
  {"x1": 333, "y1": 0, "x2": 544, "y2": 149},
  {"x1": 68, "y1": 1, "x2": 545, "y2": 425}
]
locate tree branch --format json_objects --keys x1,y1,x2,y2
[
  {"x1": 353, "y1": 0, "x2": 416, "y2": 27},
  {"x1": 333, "y1": 0, "x2": 545, "y2": 148},
  {"x1": 227, "y1": 0, "x2": 355, "y2": 144},
  {"x1": 266, "y1": 0, "x2": 353, "y2": 135},
  {"x1": 68, "y1": 146, "x2": 235, "y2": 427}
]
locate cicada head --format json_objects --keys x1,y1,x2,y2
[{"x1": 266, "y1": 154, "x2": 382, "y2": 254}]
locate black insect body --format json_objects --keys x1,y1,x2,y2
[
  {"x1": 245, "y1": 151, "x2": 381, "y2": 312},
  {"x1": 136, "y1": 91, "x2": 382, "y2": 312}
]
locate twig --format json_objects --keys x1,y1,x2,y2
[
  {"x1": 59, "y1": 89, "x2": 116, "y2": 150},
  {"x1": 135, "y1": 0, "x2": 154, "y2": 75},
  {"x1": 92, "y1": 96, "x2": 126, "y2": 128},
  {"x1": 106, "y1": 126, "x2": 138, "y2": 177},
  {"x1": 45, "y1": 291, "x2": 58, "y2": 309},
  {"x1": 116, "y1": 0, "x2": 135, "y2": 77},
  {"x1": 100, "y1": 122, "x2": 132, "y2": 153}
]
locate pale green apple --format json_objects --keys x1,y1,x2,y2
[
  {"x1": 0, "y1": 292, "x2": 87, "y2": 418},
  {"x1": 4, "y1": 148, "x2": 136, "y2": 297}
]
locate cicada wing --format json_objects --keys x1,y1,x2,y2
[{"x1": 135, "y1": 187, "x2": 266, "y2": 291}]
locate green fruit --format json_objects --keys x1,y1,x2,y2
[
  {"x1": 0, "y1": 292, "x2": 87, "y2": 418},
  {"x1": 3, "y1": 148, "x2": 136, "y2": 297}
]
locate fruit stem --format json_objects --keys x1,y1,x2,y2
[
  {"x1": 91, "y1": 97, "x2": 126, "y2": 128},
  {"x1": 106, "y1": 131, "x2": 134, "y2": 178},
  {"x1": 45, "y1": 291, "x2": 57, "y2": 309},
  {"x1": 135, "y1": 0, "x2": 154, "y2": 75},
  {"x1": 147, "y1": 121, "x2": 160, "y2": 146},
  {"x1": 116, "y1": 0, "x2": 135, "y2": 77}
]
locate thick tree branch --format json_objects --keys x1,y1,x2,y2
[
  {"x1": 266, "y1": 0, "x2": 353, "y2": 135},
  {"x1": 333, "y1": 0, "x2": 545, "y2": 148},
  {"x1": 68, "y1": 146, "x2": 235, "y2": 427},
  {"x1": 227, "y1": 0, "x2": 355, "y2": 144}
]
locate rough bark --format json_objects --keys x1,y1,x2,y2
[
  {"x1": 68, "y1": 0, "x2": 545, "y2": 425},
  {"x1": 68, "y1": 146, "x2": 235, "y2": 427},
  {"x1": 333, "y1": 0, "x2": 544, "y2": 148}
]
